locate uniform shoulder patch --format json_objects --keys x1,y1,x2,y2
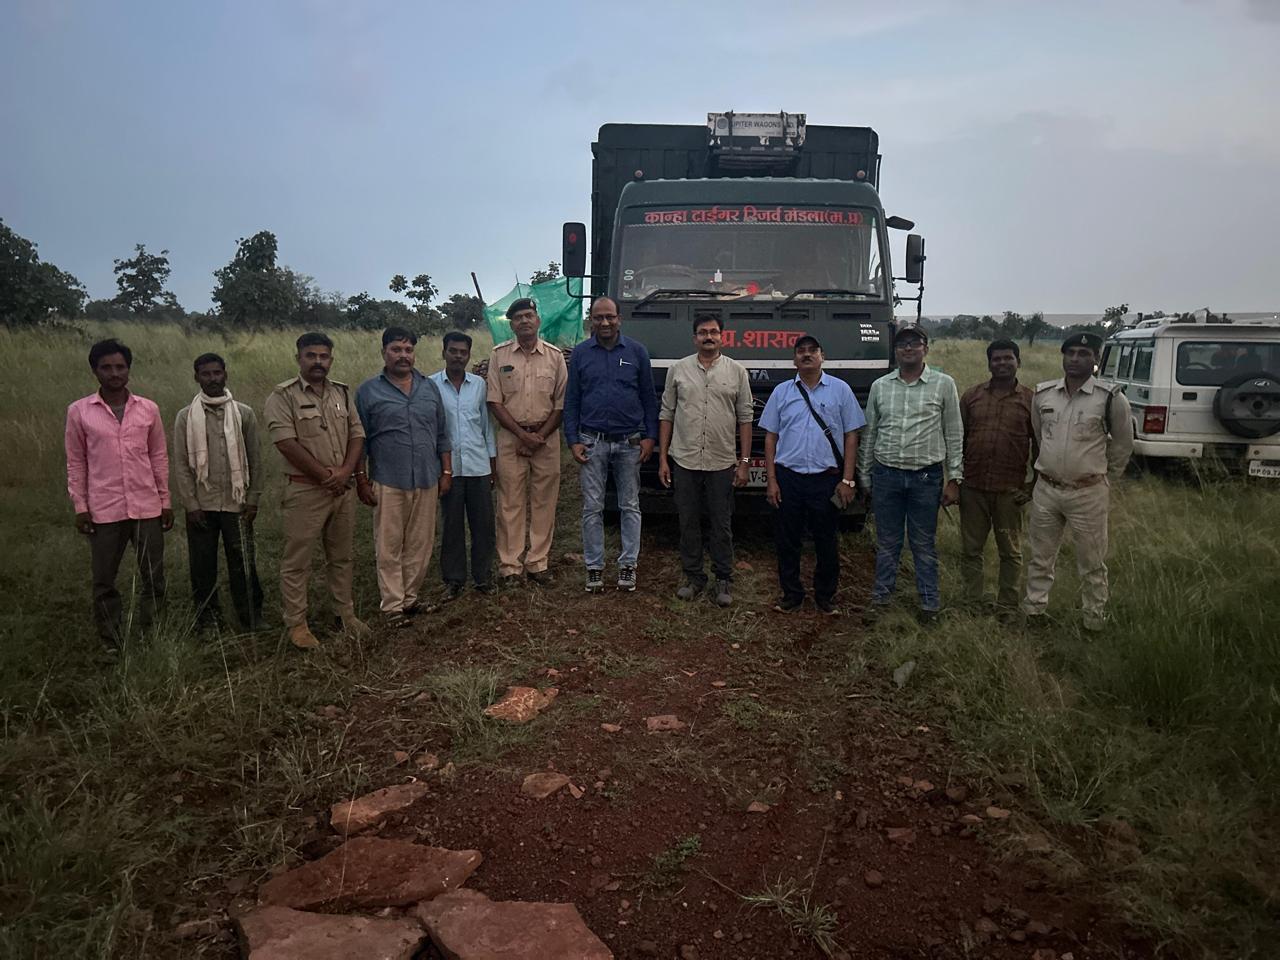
[
  {"x1": 274, "y1": 377, "x2": 299, "y2": 391},
  {"x1": 1034, "y1": 379, "x2": 1060, "y2": 393},
  {"x1": 329, "y1": 378, "x2": 349, "y2": 389}
]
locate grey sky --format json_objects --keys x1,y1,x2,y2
[{"x1": 2, "y1": 0, "x2": 1277, "y2": 317}]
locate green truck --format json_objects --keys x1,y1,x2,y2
[{"x1": 561, "y1": 111, "x2": 926, "y2": 512}]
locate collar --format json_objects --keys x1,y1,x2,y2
[
  {"x1": 1055, "y1": 376, "x2": 1096, "y2": 394},
  {"x1": 380, "y1": 368, "x2": 424, "y2": 386},
  {"x1": 887, "y1": 364, "x2": 934, "y2": 383},
  {"x1": 982, "y1": 378, "x2": 1022, "y2": 393},
  {"x1": 435, "y1": 370, "x2": 478, "y2": 389},
  {"x1": 588, "y1": 334, "x2": 627, "y2": 351},
  {"x1": 514, "y1": 337, "x2": 546, "y2": 355},
  {"x1": 791, "y1": 371, "x2": 831, "y2": 389},
  {"x1": 89, "y1": 391, "x2": 137, "y2": 408}
]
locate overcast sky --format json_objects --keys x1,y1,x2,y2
[{"x1": 3, "y1": 0, "x2": 1278, "y2": 317}]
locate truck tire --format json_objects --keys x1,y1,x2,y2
[{"x1": 1213, "y1": 370, "x2": 1280, "y2": 439}]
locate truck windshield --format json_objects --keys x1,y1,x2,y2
[{"x1": 616, "y1": 204, "x2": 885, "y2": 302}]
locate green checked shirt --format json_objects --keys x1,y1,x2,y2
[{"x1": 856, "y1": 365, "x2": 964, "y2": 484}]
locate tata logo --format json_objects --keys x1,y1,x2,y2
[{"x1": 748, "y1": 368, "x2": 772, "y2": 383}]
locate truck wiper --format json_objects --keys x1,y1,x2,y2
[
  {"x1": 777, "y1": 289, "x2": 873, "y2": 311},
  {"x1": 632, "y1": 289, "x2": 732, "y2": 311}
]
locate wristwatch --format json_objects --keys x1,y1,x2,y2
[{"x1": 840, "y1": 478, "x2": 856, "y2": 488}]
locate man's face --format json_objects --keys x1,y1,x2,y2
[
  {"x1": 1062, "y1": 345, "x2": 1096, "y2": 379},
  {"x1": 694, "y1": 321, "x2": 722, "y2": 351},
  {"x1": 590, "y1": 300, "x2": 621, "y2": 343},
  {"x1": 297, "y1": 344, "x2": 333, "y2": 383},
  {"x1": 988, "y1": 349, "x2": 1019, "y2": 381},
  {"x1": 443, "y1": 339, "x2": 471, "y2": 371},
  {"x1": 510, "y1": 308, "x2": 540, "y2": 338},
  {"x1": 383, "y1": 338, "x2": 416, "y2": 375},
  {"x1": 793, "y1": 341, "x2": 824, "y2": 373},
  {"x1": 895, "y1": 336, "x2": 928, "y2": 365},
  {"x1": 93, "y1": 353, "x2": 130, "y2": 392},
  {"x1": 196, "y1": 361, "x2": 227, "y2": 397}
]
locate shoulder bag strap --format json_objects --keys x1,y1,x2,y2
[{"x1": 796, "y1": 382, "x2": 844, "y2": 472}]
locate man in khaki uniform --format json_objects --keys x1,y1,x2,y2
[
  {"x1": 486, "y1": 298, "x2": 568, "y2": 584},
  {"x1": 1022, "y1": 332, "x2": 1133, "y2": 632},
  {"x1": 264, "y1": 332, "x2": 371, "y2": 648}
]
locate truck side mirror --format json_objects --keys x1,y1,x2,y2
[
  {"x1": 905, "y1": 234, "x2": 926, "y2": 285},
  {"x1": 562, "y1": 222, "x2": 587, "y2": 278}
]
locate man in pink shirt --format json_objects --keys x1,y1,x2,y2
[{"x1": 65, "y1": 339, "x2": 174, "y2": 648}]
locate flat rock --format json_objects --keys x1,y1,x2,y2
[
  {"x1": 986, "y1": 805, "x2": 1011, "y2": 819},
  {"x1": 863, "y1": 870, "x2": 884, "y2": 889},
  {"x1": 645, "y1": 714, "x2": 687, "y2": 733},
  {"x1": 599, "y1": 723, "x2": 622, "y2": 733},
  {"x1": 484, "y1": 686, "x2": 559, "y2": 723},
  {"x1": 416, "y1": 888, "x2": 612, "y2": 959},
  {"x1": 521, "y1": 772, "x2": 571, "y2": 799},
  {"x1": 885, "y1": 826, "x2": 916, "y2": 845},
  {"x1": 330, "y1": 782, "x2": 430, "y2": 836},
  {"x1": 237, "y1": 905, "x2": 426, "y2": 959},
  {"x1": 745, "y1": 801, "x2": 771, "y2": 814},
  {"x1": 259, "y1": 838, "x2": 481, "y2": 910}
]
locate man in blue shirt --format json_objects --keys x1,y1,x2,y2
[
  {"x1": 563, "y1": 297, "x2": 658, "y2": 593},
  {"x1": 355, "y1": 327, "x2": 452, "y2": 627},
  {"x1": 760, "y1": 336, "x2": 866, "y2": 614},
  {"x1": 429, "y1": 332, "x2": 497, "y2": 600}
]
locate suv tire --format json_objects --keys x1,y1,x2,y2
[{"x1": 1213, "y1": 370, "x2": 1280, "y2": 439}]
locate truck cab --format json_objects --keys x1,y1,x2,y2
[{"x1": 563, "y1": 112, "x2": 926, "y2": 508}]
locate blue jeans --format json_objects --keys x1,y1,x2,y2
[
  {"x1": 580, "y1": 434, "x2": 642, "y2": 569},
  {"x1": 871, "y1": 461, "x2": 943, "y2": 611}
]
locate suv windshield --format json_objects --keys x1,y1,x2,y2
[
  {"x1": 1176, "y1": 340, "x2": 1280, "y2": 386},
  {"x1": 616, "y1": 204, "x2": 884, "y2": 302}
]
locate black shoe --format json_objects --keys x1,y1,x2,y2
[
  {"x1": 917, "y1": 608, "x2": 941, "y2": 626},
  {"x1": 527, "y1": 570, "x2": 553, "y2": 586},
  {"x1": 499, "y1": 574, "x2": 522, "y2": 589},
  {"x1": 474, "y1": 581, "x2": 496, "y2": 595},
  {"x1": 443, "y1": 583, "x2": 465, "y2": 602},
  {"x1": 816, "y1": 599, "x2": 839, "y2": 616},
  {"x1": 773, "y1": 596, "x2": 804, "y2": 613}
]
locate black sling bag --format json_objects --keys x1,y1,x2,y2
[{"x1": 796, "y1": 382, "x2": 844, "y2": 472}]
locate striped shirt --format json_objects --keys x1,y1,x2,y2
[{"x1": 856, "y1": 365, "x2": 964, "y2": 483}]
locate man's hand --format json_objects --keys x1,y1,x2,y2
[
  {"x1": 439, "y1": 473, "x2": 453, "y2": 498},
  {"x1": 638, "y1": 438, "x2": 655, "y2": 464},
  {"x1": 75, "y1": 512, "x2": 95, "y2": 536},
  {"x1": 356, "y1": 477, "x2": 377, "y2": 507},
  {"x1": 187, "y1": 508, "x2": 207, "y2": 528},
  {"x1": 941, "y1": 479, "x2": 961, "y2": 507},
  {"x1": 520, "y1": 431, "x2": 546, "y2": 451},
  {"x1": 1013, "y1": 483, "x2": 1034, "y2": 506},
  {"x1": 733, "y1": 462, "x2": 749, "y2": 488},
  {"x1": 242, "y1": 505, "x2": 258, "y2": 527},
  {"x1": 160, "y1": 508, "x2": 175, "y2": 532},
  {"x1": 835, "y1": 481, "x2": 856, "y2": 507},
  {"x1": 570, "y1": 442, "x2": 590, "y2": 464},
  {"x1": 766, "y1": 477, "x2": 781, "y2": 508},
  {"x1": 658, "y1": 457, "x2": 672, "y2": 488},
  {"x1": 322, "y1": 466, "x2": 350, "y2": 496}
]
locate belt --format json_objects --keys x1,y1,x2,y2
[
  {"x1": 874, "y1": 460, "x2": 943, "y2": 473},
  {"x1": 778, "y1": 465, "x2": 839, "y2": 476},
  {"x1": 1036, "y1": 471, "x2": 1104, "y2": 490},
  {"x1": 582, "y1": 430, "x2": 639, "y2": 444}
]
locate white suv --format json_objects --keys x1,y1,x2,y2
[{"x1": 1095, "y1": 321, "x2": 1280, "y2": 477}]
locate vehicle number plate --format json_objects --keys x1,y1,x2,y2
[
  {"x1": 747, "y1": 458, "x2": 768, "y2": 487},
  {"x1": 1248, "y1": 459, "x2": 1280, "y2": 478}
]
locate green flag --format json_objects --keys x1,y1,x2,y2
[{"x1": 484, "y1": 277, "x2": 585, "y2": 348}]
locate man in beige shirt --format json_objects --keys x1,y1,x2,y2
[
  {"x1": 1022, "y1": 332, "x2": 1133, "y2": 632},
  {"x1": 173, "y1": 352, "x2": 263, "y2": 630},
  {"x1": 486, "y1": 298, "x2": 568, "y2": 584},
  {"x1": 658, "y1": 315, "x2": 754, "y2": 606},
  {"x1": 264, "y1": 332, "x2": 369, "y2": 649}
]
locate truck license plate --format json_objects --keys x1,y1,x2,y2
[
  {"x1": 1248, "y1": 459, "x2": 1280, "y2": 478},
  {"x1": 747, "y1": 458, "x2": 768, "y2": 487}
]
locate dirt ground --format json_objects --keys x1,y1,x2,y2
[{"x1": 177, "y1": 520, "x2": 1154, "y2": 960}]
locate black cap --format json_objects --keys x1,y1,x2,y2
[
  {"x1": 506, "y1": 297, "x2": 538, "y2": 319},
  {"x1": 893, "y1": 325, "x2": 928, "y2": 344},
  {"x1": 1061, "y1": 332, "x2": 1103, "y2": 353}
]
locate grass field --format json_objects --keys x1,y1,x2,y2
[{"x1": 0, "y1": 325, "x2": 1277, "y2": 958}]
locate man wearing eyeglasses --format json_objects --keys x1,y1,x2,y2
[
  {"x1": 856, "y1": 325, "x2": 964, "y2": 625},
  {"x1": 563, "y1": 297, "x2": 658, "y2": 593}
]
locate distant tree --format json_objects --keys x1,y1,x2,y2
[
  {"x1": 1024, "y1": 312, "x2": 1050, "y2": 345},
  {"x1": 439, "y1": 292, "x2": 484, "y2": 330},
  {"x1": 389, "y1": 273, "x2": 439, "y2": 313},
  {"x1": 112, "y1": 244, "x2": 181, "y2": 315},
  {"x1": 529, "y1": 261, "x2": 561, "y2": 285},
  {"x1": 346, "y1": 293, "x2": 419, "y2": 331},
  {"x1": 212, "y1": 231, "x2": 299, "y2": 326},
  {"x1": 999, "y1": 311, "x2": 1025, "y2": 340},
  {"x1": 0, "y1": 219, "x2": 87, "y2": 325},
  {"x1": 1100, "y1": 303, "x2": 1129, "y2": 334}
]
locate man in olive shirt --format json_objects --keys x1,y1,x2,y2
[
  {"x1": 658, "y1": 315, "x2": 753, "y2": 606},
  {"x1": 486, "y1": 299, "x2": 568, "y2": 585},
  {"x1": 1022, "y1": 332, "x2": 1133, "y2": 632},
  {"x1": 173, "y1": 352, "x2": 264, "y2": 630},
  {"x1": 958, "y1": 339, "x2": 1035, "y2": 615},
  {"x1": 264, "y1": 332, "x2": 370, "y2": 649}
]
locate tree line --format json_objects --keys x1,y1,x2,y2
[
  {"x1": 924, "y1": 303, "x2": 1230, "y2": 344},
  {"x1": 2, "y1": 219, "x2": 564, "y2": 333}
]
